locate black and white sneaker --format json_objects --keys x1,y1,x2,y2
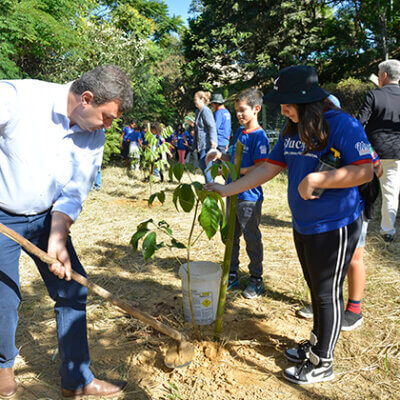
[
  {"x1": 297, "y1": 304, "x2": 313, "y2": 319},
  {"x1": 283, "y1": 351, "x2": 334, "y2": 385},
  {"x1": 285, "y1": 332, "x2": 317, "y2": 363},
  {"x1": 341, "y1": 310, "x2": 363, "y2": 331},
  {"x1": 242, "y1": 276, "x2": 264, "y2": 299}
]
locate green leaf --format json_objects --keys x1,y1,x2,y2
[
  {"x1": 142, "y1": 232, "x2": 157, "y2": 260},
  {"x1": 158, "y1": 220, "x2": 172, "y2": 235},
  {"x1": 225, "y1": 161, "x2": 238, "y2": 181},
  {"x1": 185, "y1": 163, "x2": 196, "y2": 174},
  {"x1": 172, "y1": 186, "x2": 181, "y2": 211},
  {"x1": 170, "y1": 238, "x2": 186, "y2": 249},
  {"x1": 192, "y1": 181, "x2": 203, "y2": 192},
  {"x1": 220, "y1": 223, "x2": 228, "y2": 245},
  {"x1": 136, "y1": 219, "x2": 153, "y2": 231},
  {"x1": 210, "y1": 163, "x2": 220, "y2": 179},
  {"x1": 179, "y1": 183, "x2": 195, "y2": 212},
  {"x1": 148, "y1": 193, "x2": 157, "y2": 206},
  {"x1": 220, "y1": 163, "x2": 229, "y2": 180},
  {"x1": 199, "y1": 197, "x2": 221, "y2": 239},
  {"x1": 130, "y1": 228, "x2": 149, "y2": 252},
  {"x1": 168, "y1": 165, "x2": 174, "y2": 181},
  {"x1": 173, "y1": 162, "x2": 184, "y2": 182},
  {"x1": 157, "y1": 191, "x2": 166, "y2": 204}
]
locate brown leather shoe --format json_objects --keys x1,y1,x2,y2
[
  {"x1": 61, "y1": 378, "x2": 126, "y2": 399},
  {"x1": 0, "y1": 368, "x2": 17, "y2": 399}
]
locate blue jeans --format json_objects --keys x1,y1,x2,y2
[
  {"x1": 230, "y1": 199, "x2": 264, "y2": 278},
  {"x1": 0, "y1": 208, "x2": 94, "y2": 390},
  {"x1": 198, "y1": 149, "x2": 214, "y2": 183}
]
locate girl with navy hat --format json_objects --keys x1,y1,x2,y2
[{"x1": 205, "y1": 65, "x2": 373, "y2": 384}]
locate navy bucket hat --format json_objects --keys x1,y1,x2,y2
[{"x1": 263, "y1": 65, "x2": 330, "y2": 104}]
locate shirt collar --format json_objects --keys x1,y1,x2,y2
[{"x1": 53, "y1": 82, "x2": 72, "y2": 120}]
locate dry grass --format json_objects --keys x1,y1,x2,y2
[{"x1": 14, "y1": 165, "x2": 400, "y2": 399}]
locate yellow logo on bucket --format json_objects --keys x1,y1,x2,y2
[
  {"x1": 202, "y1": 299, "x2": 211, "y2": 308},
  {"x1": 201, "y1": 292, "x2": 210, "y2": 296}
]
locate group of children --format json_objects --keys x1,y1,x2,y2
[{"x1": 120, "y1": 119, "x2": 196, "y2": 173}]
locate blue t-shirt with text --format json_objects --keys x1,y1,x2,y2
[
  {"x1": 267, "y1": 109, "x2": 373, "y2": 235},
  {"x1": 229, "y1": 126, "x2": 269, "y2": 202}
]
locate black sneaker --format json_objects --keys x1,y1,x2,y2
[
  {"x1": 285, "y1": 340, "x2": 312, "y2": 363},
  {"x1": 227, "y1": 273, "x2": 239, "y2": 290},
  {"x1": 242, "y1": 276, "x2": 264, "y2": 299},
  {"x1": 382, "y1": 234, "x2": 394, "y2": 242},
  {"x1": 341, "y1": 310, "x2": 363, "y2": 331},
  {"x1": 283, "y1": 351, "x2": 334, "y2": 385},
  {"x1": 285, "y1": 332, "x2": 317, "y2": 363},
  {"x1": 298, "y1": 304, "x2": 313, "y2": 319}
]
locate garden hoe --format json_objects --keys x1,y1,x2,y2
[{"x1": 0, "y1": 222, "x2": 194, "y2": 369}]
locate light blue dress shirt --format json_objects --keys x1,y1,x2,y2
[{"x1": 0, "y1": 79, "x2": 105, "y2": 221}]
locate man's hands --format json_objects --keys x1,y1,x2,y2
[
  {"x1": 205, "y1": 148, "x2": 221, "y2": 165},
  {"x1": 47, "y1": 211, "x2": 73, "y2": 280}
]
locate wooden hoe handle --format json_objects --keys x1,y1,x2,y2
[{"x1": 0, "y1": 222, "x2": 184, "y2": 343}]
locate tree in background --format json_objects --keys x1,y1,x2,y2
[{"x1": 182, "y1": 0, "x2": 400, "y2": 94}]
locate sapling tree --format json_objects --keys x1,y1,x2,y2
[
  {"x1": 139, "y1": 125, "x2": 173, "y2": 193},
  {"x1": 130, "y1": 158, "x2": 241, "y2": 337}
]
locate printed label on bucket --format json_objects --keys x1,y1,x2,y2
[{"x1": 182, "y1": 288, "x2": 214, "y2": 324}]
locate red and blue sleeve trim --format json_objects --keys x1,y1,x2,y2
[
  {"x1": 267, "y1": 158, "x2": 287, "y2": 168},
  {"x1": 254, "y1": 158, "x2": 268, "y2": 163},
  {"x1": 352, "y1": 159, "x2": 373, "y2": 165}
]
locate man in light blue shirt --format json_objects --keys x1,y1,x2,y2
[
  {"x1": 210, "y1": 93, "x2": 231, "y2": 154},
  {"x1": 0, "y1": 65, "x2": 132, "y2": 399}
]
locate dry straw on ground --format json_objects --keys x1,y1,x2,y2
[{"x1": 14, "y1": 166, "x2": 400, "y2": 399}]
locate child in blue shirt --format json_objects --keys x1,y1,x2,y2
[{"x1": 206, "y1": 88, "x2": 269, "y2": 299}]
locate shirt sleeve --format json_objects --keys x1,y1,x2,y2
[
  {"x1": 332, "y1": 117, "x2": 373, "y2": 166},
  {"x1": 52, "y1": 132, "x2": 105, "y2": 221},
  {"x1": 357, "y1": 91, "x2": 374, "y2": 128},
  {"x1": 0, "y1": 82, "x2": 17, "y2": 130},
  {"x1": 267, "y1": 134, "x2": 287, "y2": 167},
  {"x1": 252, "y1": 130, "x2": 270, "y2": 163},
  {"x1": 203, "y1": 107, "x2": 218, "y2": 145}
]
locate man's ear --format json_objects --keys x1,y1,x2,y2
[
  {"x1": 81, "y1": 91, "x2": 94, "y2": 106},
  {"x1": 254, "y1": 104, "x2": 261, "y2": 114}
]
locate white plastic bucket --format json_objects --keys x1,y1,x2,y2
[{"x1": 178, "y1": 261, "x2": 222, "y2": 325}]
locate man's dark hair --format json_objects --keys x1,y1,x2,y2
[
  {"x1": 70, "y1": 65, "x2": 133, "y2": 112},
  {"x1": 235, "y1": 88, "x2": 263, "y2": 108}
]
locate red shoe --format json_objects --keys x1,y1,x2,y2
[
  {"x1": 0, "y1": 368, "x2": 17, "y2": 399},
  {"x1": 61, "y1": 378, "x2": 126, "y2": 399}
]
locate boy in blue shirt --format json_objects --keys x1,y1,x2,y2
[
  {"x1": 206, "y1": 88, "x2": 269, "y2": 298},
  {"x1": 210, "y1": 93, "x2": 232, "y2": 154}
]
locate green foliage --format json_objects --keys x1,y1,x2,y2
[
  {"x1": 103, "y1": 119, "x2": 122, "y2": 166},
  {"x1": 139, "y1": 125, "x2": 173, "y2": 181},
  {"x1": 326, "y1": 77, "x2": 375, "y2": 116},
  {"x1": 130, "y1": 162, "x2": 233, "y2": 260}
]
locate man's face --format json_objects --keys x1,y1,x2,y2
[{"x1": 77, "y1": 92, "x2": 121, "y2": 131}]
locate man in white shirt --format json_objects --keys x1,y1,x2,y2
[{"x1": 0, "y1": 65, "x2": 132, "y2": 399}]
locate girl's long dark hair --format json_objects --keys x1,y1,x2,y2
[{"x1": 282, "y1": 98, "x2": 338, "y2": 153}]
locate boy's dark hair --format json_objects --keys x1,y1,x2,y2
[
  {"x1": 235, "y1": 88, "x2": 263, "y2": 108},
  {"x1": 70, "y1": 65, "x2": 133, "y2": 112}
]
